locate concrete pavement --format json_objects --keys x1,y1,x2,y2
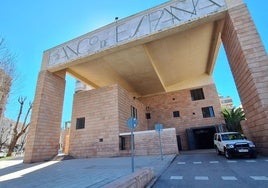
[{"x1": 0, "y1": 154, "x2": 175, "y2": 188}]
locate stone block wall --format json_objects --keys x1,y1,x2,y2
[
  {"x1": 118, "y1": 85, "x2": 149, "y2": 133},
  {"x1": 139, "y1": 83, "x2": 224, "y2": 150},
  {"x1": 69, "y1": 83, "x2": 223, "y2": 157},
  {"x1": 120, "y1": 128, "x2": 178, "y2": 156},
  {"x1": 69, "y1": 85, "x2": 120, "y2": 158},
  {"x1": 222, "y1": 4, "x2": 268, "y2": 154},
  {"x1": 24, "y1": 70, "x2": 65, "y2": 163},
  {"x1": 69, "y1": 84, "x2": 150, "y2": 158}
]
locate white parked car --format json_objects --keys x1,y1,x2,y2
[{"x1": 214, "y1": 132, "x2": 257, "y2": 159}]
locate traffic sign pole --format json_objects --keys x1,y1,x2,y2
[
  {"x1": 127, "y1": 117, "x2": 138, "y2": 173},
  {"x1": 155, "y1": 123, "x2": 163, "y2": 160},
  {"x1": 158, "y1": 131, "x2": 163, "y2": 160},
  {"x1": 130, "y1": 128, "x2": 134, "y2": 172}
]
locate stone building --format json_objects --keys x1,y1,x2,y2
[{"x1": 24, "y1": 0, "x2": 268, "y2": 163}]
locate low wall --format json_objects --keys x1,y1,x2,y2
[
  {"x1": 120, "y1": 128, "x2": 179, "y2": 156},
  {"x1": 103, "y1": 168, "x2": 154, "y2": 188}
]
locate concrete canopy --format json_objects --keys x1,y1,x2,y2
[{"x1": 43, "y1": 0, "x2": 227, "y2": 97}]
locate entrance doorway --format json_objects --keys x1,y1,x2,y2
[
  {"x1": 176, "y1": 135, "x2": 182, "y2": 151},
  {"x1": 186, "y1": 126, "x2": 216, "y2": 150}
]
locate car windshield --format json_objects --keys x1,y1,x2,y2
[{"x1": 221, "y1": 133, "x2": 245, "y2": 141}]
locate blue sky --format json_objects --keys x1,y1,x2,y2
[{"x1": 1, "y1": 0, "x2": 267, "y2": 125}]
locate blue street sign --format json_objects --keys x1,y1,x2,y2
[
  {"x1": 155, "y1": 123, "x2": 163, "y2": 132},
  {"x1": 127, "y1": 117, "x2": 138, "y2": 130}
]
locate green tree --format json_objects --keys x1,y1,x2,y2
[{"x1": 222, "y1": 107, "x2": 245, "y2": 133}]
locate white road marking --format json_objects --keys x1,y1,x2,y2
[
  {"x1": 221, "y1": 176, "x2": 237, "y2": 180},
  {"x1": 250, "y1": 176, "x2": 268, "y2": 180},
  {"x1": 195, "y1": 176, "x2": 209, "y2": 180},
  {"x1": 177, "y1": 162, "x2": 186, "y2": 165},
  {"x1": 193, "y1": 161, "x2": 202, "y2": 164},
  {"x1": 209, "y1": 161, "x2": 219, "y2": 164},
  {"x1": 170, "y1": 176, "x2": 183, "y2": 180},
  {"x1": 227, "y1": 160, "x2": 237, "y2": 163},
  {"x1": 245, "y1": 160, "x2": 256, "y2": 163}
]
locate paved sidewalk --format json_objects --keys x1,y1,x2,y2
[{"x1": 0, "y1": 155, "x2": 175, "y2": 188}]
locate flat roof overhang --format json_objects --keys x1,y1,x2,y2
[{"x1": 42, "y1": 0, "x2": 229, "y2": 97}]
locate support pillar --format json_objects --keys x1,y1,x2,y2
[
  {"x1": 222, "y1": 4, "x2": 268, "y2": 155},
  {"x1": 24, "y1": 70, "x2": 66, "y2": 163}
]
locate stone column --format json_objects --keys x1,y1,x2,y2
[
  {"x1": 24, "y1": 70, "x2": 66, "y2": 163},
  {"x1": 222, "y1": 4, "x2": 268, "y2": 155}
]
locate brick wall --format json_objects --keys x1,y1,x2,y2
[
  {"x1": 222, "y1": 4, "x2": 268, "y2": 154},
  {"x1": 69, "y1": 85, "x2": 120, "y2": 158},
  {"x1": 120, "y1": 128, "x2": 178, "y2": 156},
  {"x1": 69, "y1": 83, "x2": 223, "y2": 157},
  {"x1": 24, "y1": 70, "x2": 66, "y2": 163},
  {"x1": 139, "y1": 83, "x2": 224, "y2": 150},
  {"x1": 69, "y1": 84, "x2": 149, "y2": 158},
  {"x1": 118, "y1": 86, "x2": 148, "y2": 133}
]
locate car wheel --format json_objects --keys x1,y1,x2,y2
[
  {"x1": 224, "y1": 149, "x2": 232, "y2": 159},
  {"x1": 215, "y1": 147, "x2": 221, "y2": 155}
]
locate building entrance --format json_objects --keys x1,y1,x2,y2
[{"x1": 186, "y1": 126, "x2": 216, "y2": 150}]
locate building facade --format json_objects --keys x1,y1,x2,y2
[
  {"x1": 219, "y1": 95, "x2": 234, "y2": 108},
  {"x1": 24, "y1": 0, "x2": 268, "y2": 163}
]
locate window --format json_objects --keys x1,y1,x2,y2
[
  {"x1": 190, "y1": 88, "x2": 205, "y2": 101},
  {"x1": 145, "y1": 113, "x2": 151, "y2": 119},
  {"x1": 131, "y1": 105, "x2": 137, "y2": 118},
  {"x1": 173, "y1": 111, "x2": 180, "y2": 118},
  {"x1": 202, "y1": 106, "x2": 215, "y2": 118},
  {"x1": 76, "y1": 117, "x2": 85, "y2": 129},
  {"x1": 119, "y1": 136, "x2": 126, "y2": 150}
]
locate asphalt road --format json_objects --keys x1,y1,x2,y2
[{"x1": 153, "y1": 149, "x2": 268, "y2": 188}]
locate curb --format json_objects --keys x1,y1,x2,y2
[{"x1": 146, "y1": 155, "x2": 177, "y2": 188}]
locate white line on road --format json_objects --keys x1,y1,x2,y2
[
  {"x1": 250, "y1": 176, "x2": 268, "y2": 180},
  {"x1": 170, "y1": 176, "x2": 183, "y2": 180},
  {"x1": 177, "y1": 162, "x2": 186, "y2": 165},
  {"x1": 193, "y1": 162, "x2": 202, "y2": 164},
  {"x1": 195, "y1": 176, "x2": 209, "y2": 180},
  {"x1": 227, "y1": 160, "x2": 237, "y2": 163},
  {"x1": 221, "y1": 176, "x2": 237, "y2": 180},
  {"x1": 245, "y1": 160, "x2": 256, "y2": 163},
  {"x1": 209, "y1": 161, "x2": 219, "y2": 164}
]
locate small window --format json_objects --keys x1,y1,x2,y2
[
  {"x1": 119, "y1": 136, "x2": 126, "y2": 150},
  {"x1": 191, "y1": 88, "x2": 205, "y2": 101},
  {"x1": 202, "y1": 106, "x2": 215, "y2": 118},
  {"x1": 131, "y1": 105, "x2": 137, "y2": 118},
  {"x1": 173, "y1": 111, "x2": 180, "y2": 118},
  {"x1": 145, "y1": 113, "x2": 151, "y2": 119},
  {"x1": 76, "y1": 117, "x2": 85, "y2": 129}
]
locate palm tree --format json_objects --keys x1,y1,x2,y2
[{"x1": 222, "y1": 107, "x2": 245, "y2": 133}]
